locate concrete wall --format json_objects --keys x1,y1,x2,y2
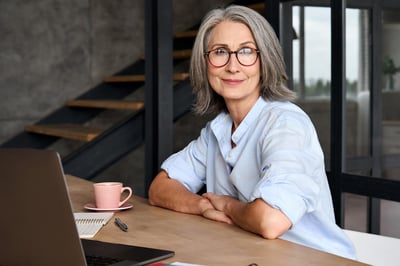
[
  {"x1": 0, "y1": 0, "x2": 230, "y2": 196},
  {"x1": 0, "y1": 0, "x2": 230, "y2": 145}
]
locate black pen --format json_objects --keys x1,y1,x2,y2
[{"x1": 114, "y1": 217, "x2": 128, "y2": 232}]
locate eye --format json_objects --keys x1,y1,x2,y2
[
  {"x1": 213, "y1": 47, "x2": 229, "y2": 56},
  {"x1": 238, "y1": 47, "x2": 255, "y2": 55}
]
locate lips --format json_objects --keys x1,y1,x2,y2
[{"x1": 222, "y1": 78, "x2": 244, "y2": 85}]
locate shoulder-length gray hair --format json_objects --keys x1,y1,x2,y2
[{"x1": 190, "y1": 5, "x2": 296, "y2": 114}]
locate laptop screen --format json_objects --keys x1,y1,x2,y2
[{"x1": 0, "y1": 148, "x2": 174, "y2": 266}]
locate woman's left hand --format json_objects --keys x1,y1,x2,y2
[
  {"x1": 202, "y1": 192, "x2": 238, "y2": 214},
  {"x1": 203, "y1": 192, "x2": 292, "y2": 239}
]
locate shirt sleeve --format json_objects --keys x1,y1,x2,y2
[
  {"x1": 161, "y1": 123, "x2": 210, "y2": 193},
  {"x1": 251, "y1": 110, "x2": 326, "y2": 225}
]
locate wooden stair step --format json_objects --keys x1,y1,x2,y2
[
  {"x1": 25, "y1": 124, "x2": 104, "y2": 142},
  {"x1": 173, "y1": 49, "x2": 192, "y2": 59},
  {"x1": 105, "y1": 74, "x2": 147, "y2": 82},
  {"x1": 104, "y1": 73, "x2": 189, "y2": 83},
  {"x1": 175, "y1": 30, "x2": 197, "y2": 38},
  {"x1": 140, "y1": 49, "x2": 192, "y2": 60},
  {"x1": 248, "y1": 3, "x2": 265, "y2": 13},
  {"x1": 66, "y1": 99, "x2": 144, "y2": 110}
]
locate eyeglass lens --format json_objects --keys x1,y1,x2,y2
[{"x1": 207, "y1": 47, "x2": 258, "y2": 67}]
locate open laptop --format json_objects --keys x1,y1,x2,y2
[{"x1": 0, "y1": 148, "x2": 174, "y2": 266}]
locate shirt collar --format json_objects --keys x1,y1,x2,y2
[
  {"x1": 210, "y1": 97, "x2": 268, "y2": 145},
  {"x1": 231, "y1": 97, "x2": 267, "y2": 144}
]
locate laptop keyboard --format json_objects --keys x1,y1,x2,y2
[{"x1": 85, "y1": 255, "x2": 124, "y2": 266}]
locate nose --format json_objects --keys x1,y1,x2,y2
[{"x1": 225, "y1": 53, "x2": 240, "y2": 72}]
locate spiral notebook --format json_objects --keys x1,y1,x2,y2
[{"x1": 74, "y1": 212, "x2": 114, "y2": 238}]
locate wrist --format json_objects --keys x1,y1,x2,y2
[{"x1": 198, "y1": 197, "x2": 214, "y2": 214}]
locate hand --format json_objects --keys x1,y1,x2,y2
[
  {"x1": 199, "y1": 195, "x2": 232, "y2": 224},
  {"x1": 204, "y1": 193, "x2": 292, "y2": 239},
  {"x1": 201, "y1": 208, "x2": 233, "y2": 224},
  {"x1": 202, "y1": 192, "x2": 235, "y2": 212}
]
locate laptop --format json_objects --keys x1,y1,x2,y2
[{"x1": 0, "y1": 148, "x2": 174, "y2": 266}]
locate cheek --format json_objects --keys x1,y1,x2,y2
[
  {"x1": 253, "y1": 63, "x2": 261, "y2": 77},
  {"x1": 207, "y1": 66, "x2": 219, "y2": 77},
  {"x1": 249, "y1": 66, "x2": 261, "y2": 82},
  {"x1": 207, "y1": 69, "x2": 221, "y2": 86}
]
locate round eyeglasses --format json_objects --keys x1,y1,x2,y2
[{"x1": 204, "y1": 47, "x2": 259, "y2": 67}]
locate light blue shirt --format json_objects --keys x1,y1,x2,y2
[{"x1": 161, "y1": 97, "x2": 356, "y2": 259}]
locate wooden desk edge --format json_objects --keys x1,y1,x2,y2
[{"x1": 65, "y1": 175, "x2": 366, "y2": 266}]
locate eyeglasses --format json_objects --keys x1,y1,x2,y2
[{"x1": 204, "y1": 47, "x2": 259, "y2": 67}]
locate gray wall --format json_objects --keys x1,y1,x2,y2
[
  {"x1": 0, "y1": 0, "x2": 230, "y2": 195},
  {"x1": 0, "y1": 0, "x2": 230, "y2": 145}
]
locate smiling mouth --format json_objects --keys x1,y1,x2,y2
[{"x1": 222, "y1": 79, "x2": 243, "y2": 85}]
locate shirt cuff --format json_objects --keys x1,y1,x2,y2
[
  {"x1": 251, "y1": 182, "x2": 308, "y2": 225},
  {"x1": 161, "y1": 154, "x2": 205, "y2": 193}
]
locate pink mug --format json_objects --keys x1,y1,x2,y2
[{"x1": 93, "y1": 182, "x2": 132, "y2": 209}]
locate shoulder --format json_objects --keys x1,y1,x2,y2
[
  {"x1": 261, "y1": 100, "x2": 314, "y2": 129},
  {"x1": 256, "y1": 101, "x2": 320, "y2": 150}
]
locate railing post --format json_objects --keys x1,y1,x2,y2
[
  {"x1": 264, "y1": 0, "x2": 280, "y2": 39},
  {"x1": 144, "y1": 0, "x2": 173, "y2": 196},
  {"x1": 330, "y1": 0, "x2": 346, "y2": 226}
]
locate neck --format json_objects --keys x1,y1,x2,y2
[{"x1": 226, "y1": 96, "x2": 259, "y2": 129}]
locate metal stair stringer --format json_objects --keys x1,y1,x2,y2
[{"x1": 62, "y1": 79, "x2": 194, "y2": 180}]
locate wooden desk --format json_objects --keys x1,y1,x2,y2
[{"x1": 66, "y1": 175, "x2": 366, "y2": 266}]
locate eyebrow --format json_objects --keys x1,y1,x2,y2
[{"x1": 208, "y1": 41, "x2": 257, "y2": 50}]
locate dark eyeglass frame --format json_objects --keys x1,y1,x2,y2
[{"x1": 204, "y1": 47, "x2": 260, "y2": 68}]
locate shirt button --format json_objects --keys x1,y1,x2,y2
[{"x1": 229, "y1": 151, "x2": 233, "y2": 157}]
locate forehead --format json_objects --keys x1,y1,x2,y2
[{"x1": 207, "y1": 20, "x2": 255, "y2": 47}]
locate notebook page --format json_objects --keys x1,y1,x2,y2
[{"x1": 74, "y1": 212, "x2": 114, "y2": 238}]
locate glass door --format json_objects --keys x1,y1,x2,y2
[{"x1": 280, "y1": 0, "x2": 400, "y2": 237}]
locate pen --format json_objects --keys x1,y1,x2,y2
[{"x1": 114, "y1": 217, "x2": 128, "y2": 232}]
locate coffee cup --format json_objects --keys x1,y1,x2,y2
[{"x1": 93, "y1": 182, "x2": 132, "y2": 209}]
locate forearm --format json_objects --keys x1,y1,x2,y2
[
  {"x1": 203, "y1": 193, "x2": 292, "y2": 239},
  {"x1": 148, "y1": 171, "x2": 213, "y2": 215},
  {"x1": 225, "y1": 198, "x2": 291, "y2": 239}
]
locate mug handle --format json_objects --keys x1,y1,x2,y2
[{"x1": 119, "y1": 187, "x2": 133, "y2": 207}]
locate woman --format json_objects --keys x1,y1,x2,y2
[{"x1": 148, "y1": 5, "x2": 356, "y2": 260}]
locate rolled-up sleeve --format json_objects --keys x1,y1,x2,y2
[
  {"x1": 251, "y1": 112, "x2": 325, "y2": 225},
  {"x1": 161, "y1": 123, "x2": 210, "y2": 193}
]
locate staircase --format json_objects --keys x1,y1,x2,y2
[
  {"x1": 1, "y1": 32, "x2": 195, "y2": 179},
  {"x1": 0, "y1": 1, "x2": 266, "y2": 180}
]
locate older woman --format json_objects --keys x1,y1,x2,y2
[{"x1": 148, "y1": 5, "x2": 356, "y2": 260}]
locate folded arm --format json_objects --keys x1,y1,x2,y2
[
  {"x1": 202, "y1": 193, "x2": 292, "y2": 239},
  {"x1": 148, "y1": 171, "x2": 232, "y2": 224}
]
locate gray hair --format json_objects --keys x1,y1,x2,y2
[{"x1": 190, "y1": 5, "x2": 296, "y2": 114}]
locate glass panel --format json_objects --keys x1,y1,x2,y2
[
  {"x1": 292, "y1": 6, "x2": 332, "y2": 163},
  {"x1": 344, "y1": 194, "x2": 400, "y2": 238},
  {"x1": 380, "y1": 199, "x2": 400, "y2": 238},
  {"x1": 344, "y1": 193, "x2": 368, "y2": 232},
  {"x1": 289, "y1": 3, "x2": 400, "y2": 238},
  {"x1": 346, "y1": 9, "x2": 370, "y2": 159},
  {"x1": 292, "y1": 7, "x2": 370, "y2": 164},
  {"x1": 382, "y1": 9, "x2": 400, "y2": 181}
]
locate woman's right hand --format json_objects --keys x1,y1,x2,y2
[{"x1": 201, "y1": 204, "x2": 233, "y2": 224}]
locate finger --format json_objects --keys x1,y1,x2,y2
[
  {"x1": 202, "y1": 209, "x2": 233, "y2": 224},
  {"x1": 202, "y1": 192, "x2": 216, "y2": 201}
]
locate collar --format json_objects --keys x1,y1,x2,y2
[{"x1": 210, "y1": 97, "x2": 268, "y2": 145}]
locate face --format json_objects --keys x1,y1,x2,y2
[{"x1": 206, "y1": 20, "x2": 261, "y2": 108}]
